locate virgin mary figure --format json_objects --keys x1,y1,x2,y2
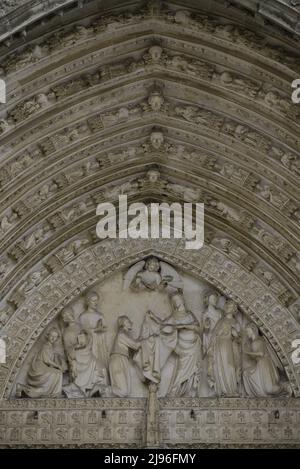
[
  {"x1": 165, "y1": 293, "x2": 202, "y2": 397},
  {"x1": 134, "y1": 293, "x2": 201, "y2": 397}
]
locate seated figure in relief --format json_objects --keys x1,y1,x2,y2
[
  {"x1": 243, "y1": 323, "x2": 288, "y2": 397},
  {"x1": 125, "y1": 256, "x2": 182, "y2": 293},
  {"x1": 16, "y1": 328, "x2": 63, "y2": 398}
]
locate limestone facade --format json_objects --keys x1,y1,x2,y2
[{"x1": 0, "y1": 0, "x2": 299, "y2": 448}]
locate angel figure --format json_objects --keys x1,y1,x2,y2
[
  {"x1": 243, "y1": 323, "x2": 287, "y2": 397},
  {"x1": 124, "y1": 256, "x2": 183, "y2": 293}
]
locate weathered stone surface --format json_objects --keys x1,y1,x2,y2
[{"x1": 0, "y1": 0, "x2": 299, "y2": 448}]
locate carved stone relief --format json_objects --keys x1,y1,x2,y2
[
  {"x1": 14, "y1": 257, "x2": 291, "y2": 400},
  {"x1": 0, "y1": 0, "x2": 299, "y2": 449}
]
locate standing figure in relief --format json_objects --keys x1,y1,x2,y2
[
  {"x1": 136, "y1": 293, "x2": 201, "y2": 396},
  {"x1": 80, "y1": 291, "x2": 109, "y2": 383},
  {"x1": 137, "y1": 310, "x2": 162, "y2": 384},
  {"x1": 164, "y1": 293, "x2": 201, "y2": 397},
  {"x1": 202, "y1": 293, "x2": 222, "y2": 355},
  {"x1": 243, "y1": 323, "x2": 283, "y2": 397},
  {"x1": 109, "y1": 316, "x2": 141, "y2": 397},
  {"x1": 207, "y1": 300, "x2": 241, "y2": 397},
  {"x1": 61, "y1": 306, "x2": 105, "y2": 397},
  {"x1": 17, "y1": 328, "x2": 62, "y2": 398}
]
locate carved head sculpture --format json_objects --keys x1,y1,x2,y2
[
  {"x1": 170, "y1": 292, "x2": 186, "y2": 315},
  {"x1": 86, "y1": 291, "x2": 99, "y2": 309},
  {"x1": 260, "y1": 185, "x2": 272, "y2": 197},
  {"x1": 118, "y1": 315, "x2": 132, "y2": 331},
  {"x1": 61, "y1": 306, "x2": 75, "y2": 324},
  {"x1": 46, "y1": 328, "x2": 60, "y2": 344},
  {"x1": 224, "y1": 300, "x2": 238, "y2": 317},
  {"x1": 118, "y1": 107, "x2": 130, "y2": 120},
  {"x1": 146, "y1": 168, "x2": 161, "y2": 183},
  {"x1": 173, "y1": 10, "x2": 191, "y2": 24},
  {"x1": 148, "y1": 90, "x2": 164, "y2": 112},
  {"x1": 0, "y1": 119, "x2": 9, "y2": 131},
  {"x1": 36, "y1": 93, "x2": 48, "y2": 107},
  {"x1": 145, "y1": 256, "x2": 160, "y2": 272},
  {"x1": 220, "y1": 71, "x2": 233, "y2": 84},
  {"x1": 246, "y1": 323, "x2": 259, "y2": 340},
  {"x1": 150, "y1": 131, "x2": 164, "y2": 150},
  {"x1": 264, "y1": 91, "x2": 278, "y2": 106},
  {"x1": 75, "y1": 25, "x2": 88, "y2": 36},
  {"x1": 206, "y1": 293, "x2": 219, "y2": 307},
  {"x1": 148, "y1": 45, "x2": 163, "y2": 63}
]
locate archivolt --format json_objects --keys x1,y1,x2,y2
[{"x1": 0, "y1": 1, "x2": 299, "y2": 396}]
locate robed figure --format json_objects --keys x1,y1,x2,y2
[
  {"x1": 134, "y1": 293, "x2": 202, "y2": 397},
  {"x1": 109, "y1": 316, "x2": 141, "y2": 397},
  {"x1": 79, "y1": 291, "x2": 109, "y2": 382},
  {"x1": 243, "y1": 323, "x2": 284, "y2": 397},
  {"x1": 61, "y1": 307, "x2": 105, "y2": 397},
  {"x1": 207, "y1": 300, "x2": 241, "y2": 397},
  {"x1": 17, "y1": 328, "x2": 63, "y2": 398}
]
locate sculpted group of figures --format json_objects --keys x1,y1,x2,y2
[{"x1": 17, "y1": 257, "x2": 290, "y2": 399}]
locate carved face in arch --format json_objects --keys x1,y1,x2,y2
[
  {"x1": 148, "y1": 91, "x2": 164, "y2": 112},
  {"x1": 174, "y1": 10, "x2": 191, "y2": 24},
  {"x1": 145, "y1": 257, "x2": 160, "y2": 272},
  {"x1": 147, "y1": 168, "x2": 160, "y2": 182},
  {"x1": 150, "y1": 132, "x2": 164, "y2": 150},
  {"x1": 149, "y1": 45, "x2": 163, "y2": 62}
]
